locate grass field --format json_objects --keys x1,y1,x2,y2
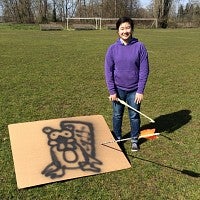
[{"x1": 0, "y1": 24, "x2": 199, "y2": 199}]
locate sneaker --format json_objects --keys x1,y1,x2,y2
[
  {"x1": 116, "y1": 137, "x2": 121, "y2": 141},
  {"x1": 131, "y1": 142, "x2": 139, "y2": 152}
]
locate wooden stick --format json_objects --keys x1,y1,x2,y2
[{"x1": 117, "y1": 98, "x2": 155, "y2": 123}]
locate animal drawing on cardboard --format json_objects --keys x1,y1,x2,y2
[{"x1": 41, "y1": 121, "x2": 102, "y2": 179}]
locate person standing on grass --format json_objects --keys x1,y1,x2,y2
[{"x1": 104, "y1": 17, "x2": 149, "y2": 151}]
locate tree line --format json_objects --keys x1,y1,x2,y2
[
  {"x1": 177, "y1": 2, "x2": 200, "y2": 22},
  {"x1": 0, "y1": 0, "x2": 199, "y2": 28}
]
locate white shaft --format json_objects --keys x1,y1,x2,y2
[
  {"x1": 101, "y1": 133, "x2": 160, "y2": 145},
  {"x1": 117, "y1": 98, "x2": 155, "y2": 123}
]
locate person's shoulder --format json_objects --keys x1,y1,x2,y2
[
  {"x1": 133, "y1": 40, "x2": 147, "y2": 50},
  {"x1": 138, "y1": 41, "x2": 146, "y2": 46},
  {"x1": 107, "y1": 40, "x2": 120, "y2": 51},
  {"x1": 111, "y1": 39, "x2": 121, "y2": 47},
  {"x1": 132, "y1": 38, "x2": 144, "y2": 46}
]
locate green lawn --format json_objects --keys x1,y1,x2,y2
[{"x1": 0, "y1": 24, "x2": 199, "y2": 199}]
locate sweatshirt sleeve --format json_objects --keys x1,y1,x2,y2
[
  {"x1": 137, "y1": 44, "x2": 149, "y2": 94},
  {"x1": 104, "y1": 46, "x2": 116, "y2": 95}
]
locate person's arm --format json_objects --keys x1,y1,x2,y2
[
  {"x1": 137, "y1": 44, "x2": 149, "y2": 93},
  {"x1": 104, "y1": 46, "x2": 116, "y2": 98},
  {"x1": 135, "y1": 44, "x2": 149, "y2": 104}
]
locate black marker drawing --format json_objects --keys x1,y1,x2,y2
[{"x1": 41, "y1": 121, "x2": 102, "y2": 179}]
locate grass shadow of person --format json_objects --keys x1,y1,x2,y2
[
  {"x1": 109, "y1": 109, "x2": 192, "y2": 160},
  {"x1": 130, "y1": 155, "x2": 200, "y2": 178},
  {"x1": 101, "y1": 145, "x2": 200, "y2": 178},
  {"x1": 141, "y1": 109, "x2": 192, "y2": 134},
  {"x1": 106, "y1": 110, "x2": 195, "y2": 178},
  {"x1": 123, "y1": 109, "x2": 192, "y2": 145}
]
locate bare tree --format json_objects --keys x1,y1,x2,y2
[
  {"x1": 97, "y1": 0, "x2": 140, "y2": 18},
  {"x1": 1, "y1": 0, "x2": 34, "y2": 22},
  {"x1": 52, "y1": 0, "x2": 56, "y2": 21},
  {"x1": 2, "y1": 0, "x2": 198, "y2": 27},
  {"x1": 153, "y1": 0, "x2": 173, "y2": 28},
  {"x1": 19, "y1": 0, "x2": 34, "y2": 23}
]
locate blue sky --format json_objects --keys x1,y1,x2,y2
[
  {"x1": 140, "y1": 0, "x2": 151, "y2": 8},
  {"x1": 140, "y1": 0, "x2": 189, "y2": 8}
]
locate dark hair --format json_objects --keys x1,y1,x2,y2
[{"x1": 116, "y1": 17, "x2": 134, "y2": 30}]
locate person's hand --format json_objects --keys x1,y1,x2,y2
[
  {"x1": 109, "y1": 94, "x2": 118, "y2": 101},
  {"x1": 135, "y1": 93, "x2": 143, "y2": 104}
]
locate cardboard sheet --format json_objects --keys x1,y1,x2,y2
[{"x1": 8, "y1": 115, "x2": 131, "y2": 189}]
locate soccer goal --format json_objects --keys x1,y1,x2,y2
[
  {"x1": 66, "y1": 18, "x2": 101, "y2": 30},
  {"x1": 100, "y1": 18, "x2": 158, "y2": 29},
  {"x1": 66, "y1": 17, "x2": 158, "y2": 30}
]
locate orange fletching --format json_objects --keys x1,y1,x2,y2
[{"x1": 140, "y1": 129, "x2": 158, "y2": 140}]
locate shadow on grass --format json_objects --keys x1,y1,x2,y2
[
  {"x1": 102, "y1": 144, "x2": 199, "y2": 178},
  {"x1": 103, "y1": 109, "x2": 197, "y2": 178},
  {"x1": 103, "y1": 109, "x2": 197, "y2": 177},
  {"x1": 129, "y1": 154, "x2": 200, "y2": 178},
  {"x1": 140, "y1": 109, "x2": 192, "y2": 144},
  {"x1": 141, "y1": 109, "x2": 192, "y2": 134},
  {"x1": 122, "y1": 109, "x2": 192, "y2": 144}
]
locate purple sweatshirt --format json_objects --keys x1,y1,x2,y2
[{"x1": 105, "y1": 37, "x2": 149, "y2": 95}]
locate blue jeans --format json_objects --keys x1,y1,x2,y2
[{"x1": 112, "y1": 88, "x2": 140, "y2": 143}]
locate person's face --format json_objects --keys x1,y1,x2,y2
[{"x1": 118, "y1": 22, "x2": 132, "y2": 42}]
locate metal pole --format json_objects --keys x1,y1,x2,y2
[
  {"x1": 100, "y1": 18, "x2": 102, "y2": 30},
  {"x1": 66, "y1": 18, "x2": 69, "y2": 30}
]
